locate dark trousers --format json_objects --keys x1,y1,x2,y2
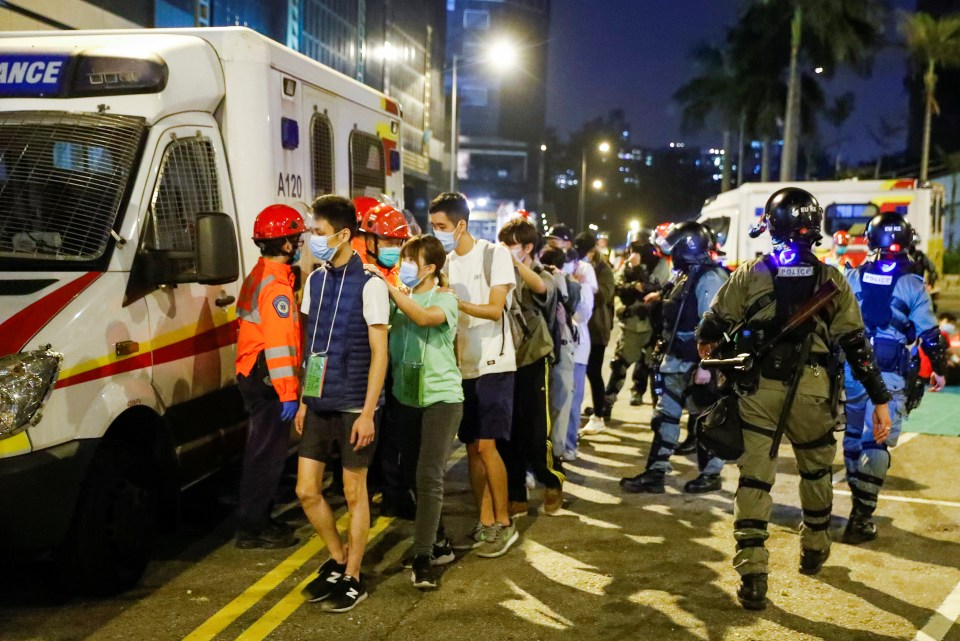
[
  {"x1": 236, "y1": 368, "x2": 290, "y2": 534},
  {"x1": 587, "y1": 344, "x2": 608, "y2": 418},
  {"x1": 498, "y1": 358, "x2": 565, "y2": 503},
  {"x1": 633, "y1": 358, "x2": 650, "y2": 395},
  {"x1": 370, "y1": 389, "x2": 410, "y2": 507}
]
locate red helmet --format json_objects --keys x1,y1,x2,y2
[
  {"x1": 357, "y1": 202, "x2": 410, "y2": 240},
  {"x1": 353, "y1": 196, "x2": 382, "y2": 222},
  {"x1": 253, "y1": 204, "x2": 304, "y2": 240},
  {"x1": 833, "y1": 229, "x2": 850, "y2": 247}
]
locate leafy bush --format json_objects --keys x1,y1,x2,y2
[{"x1": 944, "y1": 250, "x2": 960, "y2": 275}]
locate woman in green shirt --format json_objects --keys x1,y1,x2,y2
[{"x1": 381, "y1": 234, "x2": 463, "y2": 590}]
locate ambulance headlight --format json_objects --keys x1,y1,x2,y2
[{"x1": 0, "y1": 350, "x2": 63, "y2": 439}]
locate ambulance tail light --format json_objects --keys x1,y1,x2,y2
[{"x1": 0, "y1": 349, "x2": 63, "y2": 439}]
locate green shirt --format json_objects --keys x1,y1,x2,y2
[{"x1": 389, "y1": 288, "x2": 464, "y2": 407}]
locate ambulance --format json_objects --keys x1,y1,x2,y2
[
  {"x1": 0, "y1": 27, "x2": 403, "y2": 593},
  {"x1": 697, "y1": 179, "x2": 945, "y2": 271}
]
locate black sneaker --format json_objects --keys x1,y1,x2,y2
[
  {"x1": 302, "y1": 558, "x2": 346, "y2": 602},
  {"x1": 402, "y1": 538, "x2": 457, "y2": 568},
  {"x1": 630, "y1": 391, "x2": 643, "y2": 406},
  {"x1": 621, "y1": 469, "x2": 665, "y2": 494},
  {"x1": 235, "y1": 523, "x2": 298, "y2": 550},
  {"x1": 321, "y1": 574, "x2": 367, "y2": 613},
  {"x1": 683, "y1": 473, "x2": 722, "y2": 494},
  {"x1": 411, "y1": 555, "x2": 439, "y2": 590}
]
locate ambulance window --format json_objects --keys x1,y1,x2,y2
[
  {"x1": 311, "y1": 112, "x2": 334, "y2": 198},
  {"x1": 349, "y1": 131, "x2": 385, "y2": 198},
  {"x1": 145, "y1": 137, "x2": 221, "y2": 277},
  {"x1": 823, "y1": 203, "x2": 878, "y2": 235}
]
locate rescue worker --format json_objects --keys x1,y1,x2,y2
[
  {"x1": 619, "y1": 222, "x2": 728, "y2": 494},
  {"x1": 696, "y1": 187, "x2": 893, "y2": 611},
  {"x1": 842, "y1": 212, "x2": 947, "y2": 544},
  {"x1": 352, "y1": 197, "x2": 410, "y2": 285},
  {"x1": 352, "y1": 197, "x2": 412, "y2": 517},
  {"x1": 604, "y1": 237, "x2": 665, "y2": 412},
  {"x1": 234, "y1": 204, "x2": 304, "y2": 549},
  {"x1": 826, "y1": 229, "x2": 850, "y2": 270}
]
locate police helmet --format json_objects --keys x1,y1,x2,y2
[
  {"x1": 866, "y1": 212, "x2": 911, "y2": 256},
  {"x1": 751, "y1": 187, "x2": 823, "y2": 245},
  {"x1": 658, "y1": 221, "x2": 712, "y2": 269}
]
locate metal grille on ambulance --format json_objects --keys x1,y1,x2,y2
[
  {"x1": 311, "y1": 111, "x2": 334, "y2": 199},
  {"x1": 349, "y1": 130, "x2": 386, "y2": 199}
]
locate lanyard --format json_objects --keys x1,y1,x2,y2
[
  {"x1": 309, "y1": 261, "x2": 350, "y2": 356},
  {"x1": 401, "y1": 288, "x2": 436, "y2": 364}
]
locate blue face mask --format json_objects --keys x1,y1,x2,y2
[
  {"x1": 378, "y1": 246, "x2": 401, "y2": 269},
  {"x1": 433, "y1": 224, "x2": 461, "y2": 253},
  {"x1": 292, "y1": 248, "x2": 301, "y2": 263},
  {"x1": 309, "y1": 232, "x2": 344, "y2": 262},
  {"x1": 399, "y1": 261, "x2": 423, "y2": 289}
]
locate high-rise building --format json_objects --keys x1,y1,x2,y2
[{"x1": 445, "y1": 0, "x2": 550, "y2": 237}]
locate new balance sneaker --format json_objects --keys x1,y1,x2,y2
[
  {"x1": 302, "y1": 558, "x2": 346, "y2": 603},
  {"x1": 411, "y1": 555, "x2": 439, "y2": 590},
  {"x1": 401, "y1": 538, "x2": 456, "y2": 568},
  {"x1": 321, "y1": 574, "x2": 367, "y2": 613},
  {"x1": 476, "y1": 521, "x2": 519, "y2": 559},
  {"x1": 452, "y1": 522, "x2": 493, "y2": 550},
  {"x1": 579, "y1": 415, "x2": 607, "y2": 436}
]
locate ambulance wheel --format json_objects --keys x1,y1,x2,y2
[{"x1": 57, "y1": 440, "x2": 159, "y2": 595}]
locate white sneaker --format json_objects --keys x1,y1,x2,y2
[
  {"x1": 560, "y1": 449, "x2": 578, "y2": 462},
  {"x1": 525, "y1": 471, "x2": 537, "y2": 490},
  {"x1": 579, "y1": 416, "x2": 607, "y2": 436}
]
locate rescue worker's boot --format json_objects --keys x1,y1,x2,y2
[
  {"x1": 798, "y1": 547, "x2": 830, "y2": 575},
  {"x1": 683, "y1": 473, "x2": 721, "y2": 494},
  {"x1": 842, "y1": 510, "x2": 878, "y2": 545},
  {"x1": 737, "y1": 573, "x2": 768, "y2": 611},
  {"x1": 620, "y1": 469, "x2": 665, "y2": 494}
]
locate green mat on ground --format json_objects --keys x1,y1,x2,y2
[{"x1": 902, "y1": 385, "x2": 960, "y2": 436}]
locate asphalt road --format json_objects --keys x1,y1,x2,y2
[{"x1": 3, "y1": 385, "x2": 960, "y2": 641}]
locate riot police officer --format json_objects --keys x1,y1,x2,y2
[
  {"x1": 619, "y1": 221, "x2": 729, "y2": 494},
  {"x1": 842, "y1": 212, "x2": 947, "y2": 544},
  {"x1": 696, "y1": 187, "x2": 893, "y2": 611}
]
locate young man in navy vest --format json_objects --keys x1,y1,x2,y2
[{"x1": 294, "y1": 195, "x2": 390, "y2": 613}]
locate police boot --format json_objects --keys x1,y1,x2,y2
[
  {"x1": 842, "y1": 511, "x2": 878, "y2": 545},
  {"x1": 737, "y1": 573, "x2": 768, "y2": 611},
  {"x1": 620, "y1": 469, "x2": 665, "y2": 494},
  {"x1": 683, "y1": 473, "x2": 721, "y2": 494},
  {"x1": 630, "y1": 390, "x2": 643, "y2": 406},
  {"x1": 799, "y1": 547, "x2": 830, "y2": 575}
]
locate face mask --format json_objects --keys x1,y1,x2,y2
[
  {"x1": 511, "y1": 246, "x2": 527, "y2": 263},
  {"x1": 310, "y1": 232, "x2": 344, "y2": 262},
  {"x1": 434, "y1": 224, "x2": 461, "y2": 253},
  {"x1": 378, "y1": 246, "x2": 401, "y2": 269},
  {"x1": 562, "y1": 261, "x2": 576, "y2": 275},
  {"x1": 941, "y1": 322, "x2": 956, "y2": 336},
  {"x1": 399, "y1": 260, "x2": 423, "y2": 289},
  {"x1": 291, "y1": 248, "x2": 301, "y2": 263}
]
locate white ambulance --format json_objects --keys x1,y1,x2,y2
[
  {"x1": 697, "y1": 179, "x2": 945, "y2": 271},
  {"x1": 0, "y1": 27, "x2": 403, "y2": 593}
]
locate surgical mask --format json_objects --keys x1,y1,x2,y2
[
  {"x1": 378, "y1": 246, "x2": 401, "y2": 269},
  {"x1": 562, "y1": 261, "x2": 577, "y2": 275},
  {"x1": 434, "y1": 224, "x2": 461, "y2": 253},
  {"x1": 511, "y1": 246, "x2": 527, "y2": 263},
  {"x1": 291, "y1": 248, "x2": 301, "y2": 263},
  {"x1": 399, "y1": 261, "x2": 423, "y2": 289},
  {"x1": 309, "y1": 232, "x2": 344, "y2": 262},
  {"x1": 941, "y1": 322, "x2": 956, "y2": 336}
]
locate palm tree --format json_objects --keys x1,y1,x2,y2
[
  {"x1": 902, "y1": 12, "x2": 960, "y2": 182},
  {"x1": 673, "y1": 43, "x2": 742, "y2": 192},
  {"x1": 756, "y1": 0, "x2": 883, "y2": 181}
]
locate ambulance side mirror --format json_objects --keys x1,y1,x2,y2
[{"x1": 194, "y1": 213, "x2": 240, "y2": 285}]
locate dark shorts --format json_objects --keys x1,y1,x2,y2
[
  {"x1": 458, "y1": 372, "x2": 515, "y2": 444},
  {"x1": 300, "y1": 409, "x2": 379, "y2": 469}
]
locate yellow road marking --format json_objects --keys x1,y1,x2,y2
[
  {"x1": 235, "y1": 514, "x2": 395, "y2": 641},
  {"x1": 181, "y1": 511, "x2": 351, "y2": 641}
]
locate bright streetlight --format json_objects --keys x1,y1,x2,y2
[
  {"x1": 540, "y1": 144, "x2": 547, "y2": 152},
  {"x1": 449, "y1": 40, "x2": 520, "y2": 191},
  {"x1": 578, "y1": 141, "x2": 611, "y2": 232},
  {"x1": 591, "y1": 179, "x2": 604, "y2": 190},
  {"x1": 629, "y1": 219, "x2": 640, "y2": 232}
]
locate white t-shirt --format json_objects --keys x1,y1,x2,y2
[
  {"x1": 300, "y1": 264, "x2": 390, "y2": 344},
  {"x1": 573, "y1": 276, "x2": 595, "y2": 365},
  {"x1": 446, "y1": 239, "x2": 517, "y2": 379}
]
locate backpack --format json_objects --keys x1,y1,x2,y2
[
  {"x1": 547, "y1": 271, "x2": 581, "y2": 362},
  {"x1": 481, "y1": 243, "x2": 554, "y2": 366}
]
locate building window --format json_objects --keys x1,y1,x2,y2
[
  {"x1": 463, "y1": 9, "x2": 490, "y2": 30},
  {"x1": 310, "y1": 111, "x2": 334, "y2": 199},
  {"x1": 349, "y1": 131, "x2": 385, "y2": 198},
  {"x1": 460, "y1": 85, "x2": 488, "y2": 107}
]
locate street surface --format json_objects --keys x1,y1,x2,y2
[{"x1": 3, "y1": 378, "x2": 960, "y2": 641}]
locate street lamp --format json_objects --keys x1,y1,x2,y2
[
  {"x1": 449, "y1": 40, "x2": 519, "y2": 191},
  {"x1": 537, "y1": 143, "x2": 547, "y2": 211},
  {"x1": 591, "y1": 179, "x2": 604, "y2": 190},
  {"x1": 578, "y1": 141, "x2": 611, "y2": 232}
]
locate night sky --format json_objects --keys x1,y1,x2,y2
[{"x1": 546, "y1": 0, "x2": 918, "y2": 164}]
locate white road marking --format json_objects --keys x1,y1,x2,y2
[
  {"x1": 833, "y1": 432, "x2": 920, "y2": 485},
  {"x1": 913, "y1": 578, "x2": 960, "y2": 641},
  {"x1": 833, "y1": 489, "x2": 960, "y2": 509}
]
